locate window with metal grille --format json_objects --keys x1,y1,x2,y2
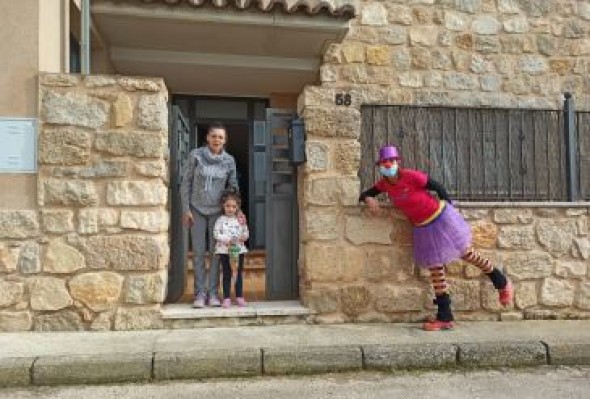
[{"x1": 360, "y1": 104, "x2": 588, "y2": 202}]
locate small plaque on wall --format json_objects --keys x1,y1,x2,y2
[{"x1": 0, "y1": 118, "x2": 37, "y2": 173}]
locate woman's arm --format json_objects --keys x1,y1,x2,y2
[
  {"x1": 358, "y1": 186, "x2": 381, "y2": 203},
  {"x1": 180, "y1": 152, "x2": 197, "y2": 214},
  {"x1": 425, "y1": 178, "x2": 452, "y2": 202},
  {"x1": 227, "y1": 158, "x2": 239, "y2": 192}
]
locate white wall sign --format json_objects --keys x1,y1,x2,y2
[{"x1": 0, "y1": 118, "x2": 37, "y2": 173}]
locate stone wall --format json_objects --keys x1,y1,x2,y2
[
  {"x1": 0, "y1": 74, "x2": 169, "y2": 331},
  {"x1": 298, "y1": 0, "x2": 590, "y2": 322},
  {"x1": 302, "y1": 204, "x2": 590, "y2": 323}
]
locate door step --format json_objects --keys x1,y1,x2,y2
[{"x1": 161, "y1": 300, "x2": 311, "y2": 329}]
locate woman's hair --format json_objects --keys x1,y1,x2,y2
[
  {"x1": 207, "y1": 121, "x2": 226, "y2": 134},
  {"x1": 220, "y1": 188, "x2": 241, "y2": 209}
]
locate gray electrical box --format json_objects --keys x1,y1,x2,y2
[{"x1": 288, "y1": 118, "x2": 306, "y2": 165}]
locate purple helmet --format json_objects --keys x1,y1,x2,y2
[{"x1": 375, "y1": 145, "x2": 400, "y2": 165}]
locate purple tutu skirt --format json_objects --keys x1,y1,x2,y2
[{"x1": 413, "y1": 204, "x2": 472, "y2": 269}]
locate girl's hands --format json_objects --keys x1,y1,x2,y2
[
  {"x1": 364, "y1": 197, "x2": 382, "y2": 217},
  {"x1": 182, "y1": 211, "x2": 194, "y2": 227}
]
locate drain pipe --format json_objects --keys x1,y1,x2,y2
[{"x1": 81, "y1": 0, "x2": 91, "y2": 74}]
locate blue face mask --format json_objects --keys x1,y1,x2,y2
[{"x1": 379, "y1": 165, "x2": 398, "y2": 177}]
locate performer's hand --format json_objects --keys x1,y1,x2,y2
[
  {"x1": 364, "y1": 197, "x2": 381, "y2": 217},
  {"x1": 182, "y1": 212, "x2": 194, "y2": 227}
]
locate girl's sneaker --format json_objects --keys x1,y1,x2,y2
[
  {"x1": 222, "y1": 298, "x2": 232, "y2": 308},
  {"x1": 236, "y1": 297, "x2": 247, "y2": 307}
]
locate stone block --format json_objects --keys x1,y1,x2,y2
[
  {"x1": 154, "y1": 349, "x2": 260, "y2": 380},
  {"x1": 42, "y1": 90, "x2": 109, "y2": 129},
  {"x1": 540, "y1": 278, "x2": 574, "y2": 307},
  {"x1": 17, "y1": 242, "x2": 41, "y2": 274},
  {"x1": 345, "y1": 215, "x2": 392, "y2": 245},
  {"x1": 361, "y1": 3, "x2": 387, "y2": 26},
  {"x1": 40, "y1": 74, "x2": 79, "y2": 87},
  {"x1": 470, "y1": 220, "x2": 498, "y2": 248},
  {"x1": 498, "y1": 0, "x2": 520, "y2": 13},
  {"x1": 503, "y1": 16, "x2": 529, "y2": 33},
  {"x1": 33, "y1": 353, "x2": 152, "y2": 385},
  {"x1": 386, "y1": 4, "x2": 412, "y2": 25},
  {"x1": 518, "y1": 56, "x2": 549, "y2": 75},
  {"x1": 124, "y1": 270, "x2": 167, "y2": 304},
  {"x1": 409, "y1": 27, "x2": 438, "y2": 47},
  {"x1": 95, "y1": 131, "x2": 164, "y2": 158},
  {"x1": 340, "y1": 285, "x2": 372, "y2": 317},
  {"x1": 305, "y1": 177, "x2": 360, "y2": 206},
  {"x1": 0, "y1": 280, "x2": 24, "y2": 308},
  {"x1": 39, "y1": 128, "x2": 91, "y2": 165},
  {"x1": 472, "y1": 15, "x2": 500, "y2": 35},
  {"x1": 340, "y1": 43, "x2": 365, "y2": 63},
  {"x1": 34, "y1": 310, "x2": 85, "y2": 331},
  {"x1": 455, "y1": 0, "x2": 482, "y2": 13},
  {"x1": 119, "y1": 77, "x2": 163, "y2": 92},
  {"x1": 42, "y1": 179, "x2": 98, "y2": 207},
  {"x1": 29, "y1": 277, "x2": 73, "y2": 311},
  {"x1": 114, "y1": 306, "x2": 164, "y2": 330},
  {"x1": 85, "y1": 75, "x2": 117, "y2": 88},
  {"x1": 545, "y1": 341, "x2": 590, "y2": 365},
  {"x1": 44, "y1": 240, "x2": 85, "y2": 274},
  {"x1": 263, "y1": 346, "x2": 362, "y2": 375},
  {"x1": 555, "y1": 261, "x2": 587, "y2": 279},
  {"x1": 0, "y1": 244, "x2": 18, "y2": 272},
  {"x1": 514, "y1": 281, "x2": 538, "y2": 309},
  {"x1": 537, "y1": 220, "x2": 577, "y2": 257},
  {"x1": 106, "y1": 181, "x2": 167, "y2": 206},
  {"x1": 83, "y1": 235, "x2": 167, "y2": 271},
  {"x1": 335, "y1": 140, "x2": 360, "y2": 175},
  {"x1": 305, "y1": 141, "x2": 329, "y2": 172},
  {"x1": 498, "y1": 226, "x2": 535, "y2": 249},
  {"x1": 504, "y1": 252, "x2": 552, "y2": 280},
  {"x1": 0, "y1": 311, "x2": 32, "y2": 331},
  {"x1": 120, "y1": 210, "x2": 169, "y2": 233},
  {"x1": 444, "y1": 72, "x2": 478, "y2": 90},
  {"x1": 0, "y1": 211, "x2": 39, "y2": 239},
  {"x1": 0, "y1": 357, "x2": 33, "y2": 387},
  {"x1": 444, "y1": 11, "x2": 469, "y2": 31},
  {"x1": 304, "y1": 208, "x2": 339, "y2": 241},
  {"x1": 374, "y1": 286, "x2": 423, "y2": 312},
  {"x1": 303, "y1": 289, "x2": 340, "y2": 313},
  {"x1": 366, "y1": 45, "x2": 391, "y2": 65},
  {"x1": 363, "y1": 343, "x2": 456, "y2": 370},
  {"x1": 448, "y1": 279, "x2": 481, "y2": 311},
  {"x1": 493, "y1": 209, "x2": 533, "y2": 224},
  {"x1": 135, "y1": 161, "x2": 167, "y2": 178},
  {"x1": 111, "y1": 93, "x2": 133, "y2": 127},
  {"x1": 42, "y1": 210, "x2": 74, "y2": 233},
  {"x1": 303, "y1": 107, "x2": 360, "y2": 138},
  {"x1": 70, "y1": 272, "x2": 124, "y2": 311},
  {"x1": 458, "y1": 342, "x2": 547, "y2": 367},
  {"x1": 138, "y1": 94, "x2": 168, "y2": 131}
]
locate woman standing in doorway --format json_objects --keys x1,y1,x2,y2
[{"x1": 181, "y1": 122, "x2": 239, "y2": 308}]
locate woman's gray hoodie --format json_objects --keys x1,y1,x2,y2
[{"x1": 180, "y1": 146, "x2": 238, "y2": 216}]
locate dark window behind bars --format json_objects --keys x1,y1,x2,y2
[{"x1": 360, "y1": 105, "x2": 589, "y2": 202}]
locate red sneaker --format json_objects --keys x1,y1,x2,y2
[
  {"x1": 423, "y1": 319, "x2": 454, "y2": 331},
  {"x1": 499, "y1": 281, "x2": 513, "y2": 306}
]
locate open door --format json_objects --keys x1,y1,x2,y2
[
  {"x1": 166, "y1": 105, "x2": 191, "y2": 302},
  {"x1": 265, "y1": 109, "x2": 299, "y2": 300}
]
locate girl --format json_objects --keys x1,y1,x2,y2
[
  {"x1": 213, "y1": 190, "x2": 249, "y2": 308},
  {"x1": 180, "y1": 122, "x2": 239, "y2": 308},
  {"x1": 359, "y1": 145, "x2": 513, "y2": 331}
]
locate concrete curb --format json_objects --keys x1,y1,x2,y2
[
  {"x1": 457, "y1": 341, "x2": 547, "y2": 367},
  {"x1": 543, "y1": 340, "x2": 590, "y2": 366},
  {"x1": 0, "y1": 357, "x2": 34, "y2": 388},
  {"x1": 154, "y1": 348, "x2": 261, "y2": 380},
  {"x1": 2, "y1": 339, "x2": 590, "y2": 387},
  {"x1": 363, "y1": 343, "x2": 457, "y2": 370},
  {"x1": 33, "y1": 353, "x2": 153, "y2": 386},
  {"x1": 263, "y1": 346, "x2": 362, "y2": 375}
]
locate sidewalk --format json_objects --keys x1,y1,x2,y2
[{"x1": 1, "y1": 320, "x2": 590, "y2": 387}]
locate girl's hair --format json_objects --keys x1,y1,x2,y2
[{"x1": 220, "y1": 189, "x2": 241, "y2": 209}]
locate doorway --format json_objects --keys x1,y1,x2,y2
[{"x1": 166, "y1": 96, "x2": 299, "y2": 303}]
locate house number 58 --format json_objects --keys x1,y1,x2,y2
[{"x1": 335, "y1": 93, "x2": 352, "y2": 106}]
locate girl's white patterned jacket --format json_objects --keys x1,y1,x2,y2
[{"x1": 213, "y1": 215, "x2": 249, "y2": 255}]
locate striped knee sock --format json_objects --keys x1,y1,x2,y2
[
  {"x1": 461, "y1": 248, "x2": 507, "y2": 289},
  {"x1": 429, "y1": 266, "x2": 448, "y2": 296}
]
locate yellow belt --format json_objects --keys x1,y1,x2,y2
[{"x1": 415, "y1": 200, "x2": 446, "y2": 227}]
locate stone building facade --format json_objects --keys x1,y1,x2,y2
[
  {"x1": 0, "y1": 0, "x2": 589, "y2": 331},
  {"x1": 297, "y1": 0, "x2": 590, "y2": 322},
  {"x1": 0, "y1": 75, "x2": 170, "y2": 331}
]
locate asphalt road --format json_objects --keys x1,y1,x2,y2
[{"x1": 1, "y1": 367, "x2": 589, "y2": 399}]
